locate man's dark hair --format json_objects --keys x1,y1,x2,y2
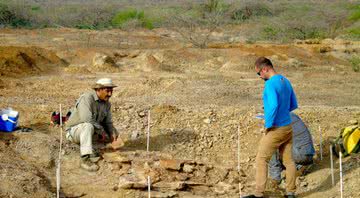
[{"x1": 255, "y1": 57, "x2": 273, "y2": 69}]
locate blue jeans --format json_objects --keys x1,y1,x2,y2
[{"x1": 269, "y1": 150, "x2": 313, "y2": 181}]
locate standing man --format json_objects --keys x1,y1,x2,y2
[
  {"x1": 243, "y1": 57, "x2": 298, "y2": 198},
  {"x1": 66, "y1": 78, "x2": 119, "y2": 172}
]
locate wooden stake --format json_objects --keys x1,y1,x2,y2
[
  {"x1": 319, "y1": 125, "x2": 323, "y2": 161},
  {"x1": 339, "y1": 152, "x2": 343, "y2": 198},
  {"x1": 237, "y1": 126, "x2": 240, "y2": 172},
  {"x1": 330, "y1": 145, "x2": 334, "y2": 186},
  {"x1": 148, "y1": 176, "x2": 151, "y2": 198},
  {"x1": 56, "y1": 104, "x2": 63, "y2": 198},
  {"x1": 147, "y1": 111, "x2": 151, "y2": 198},
  {"x1": 147, "y1": 110, "x2": 151, "y2": 152},
  {"x1": 237, "y1": 125, "x2": 242, "y2": 197}
]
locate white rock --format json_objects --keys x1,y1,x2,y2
[{"x1": 183, "y1": 164, "x2": 195, "y2": 173}]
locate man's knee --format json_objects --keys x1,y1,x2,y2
[{"x1": 81, "y1": 123, "x2": 95, "y2": 134}]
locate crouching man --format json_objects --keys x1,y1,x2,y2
[
  {"x1": 66, "y1": 78, "x2": 119, "y2": 172},
  {"x1": 268, "y1": 113, "x2": 315, "y2": 187}
]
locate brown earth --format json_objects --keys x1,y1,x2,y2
[
  {"x1": 0, "y1": 46, "x2": 67, "y2": 77},
  {"x1": 0, "y1": 28, "x2": 359, "y2": 198}
]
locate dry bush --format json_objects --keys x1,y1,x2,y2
[
  {"x1": 169, "y1": 12, "x2": 224, "y2": 48},
  {"x1": 166, "y1": 0, "x2": 228, "y2": 48}
]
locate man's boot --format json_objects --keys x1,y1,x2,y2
[
  {"x1": 284, "y1": 194, "x2": 296, "y2": 198},
  {"x1": 88, "y1": 153, "x2": 101, "y2": 163},
  {"x1": 241, "y1": 195, "x2": 263, "y2": 198},
  {"x1": 80, "y1": 155, "x2": 99, "y2": 172}
]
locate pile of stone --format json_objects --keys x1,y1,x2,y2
[{"x1": 102, "y1": 151, "x2": 247, "y2": 197}]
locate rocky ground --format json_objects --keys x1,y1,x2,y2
[{"x1": 0, "y1": 28, "x2": 359, "y2": 198}]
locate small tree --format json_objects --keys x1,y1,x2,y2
[{"x1": 168, "y1": 1, "x2": 226, "y2": 48}]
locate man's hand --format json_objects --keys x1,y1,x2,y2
[
  {"x1": 99, "y1": 131, "x2": 107, "y2": 142},
  {"x1": 264, "y1": 127, "x2": 273, "y2": 134},
  {"x1": 260, "y1": 127, "x2": 272, "y2": 135},
  {"x1": 98, "y1": 131, "x2": 113, "y2": 143}
]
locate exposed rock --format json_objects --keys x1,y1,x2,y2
[
  {"x1": 175, "y1": 173, "x2": 190, "y2": 181},
  {"x1": 146, "y1": 168, "x2": 162, "y2": 184},
  {"x1": 153, "y1": 181, "x2": 186, "y2": 190},
  {"x1": 207, "y1": 167, "x2": 229, "y2": 184},
  {"x1": 300, "y1": 181, "x2": 308, "y2": 187},
  {"x1": 102, "y1": 152, "x2": 131, "y2": 163},
  {"x1": 159, "y1": 159, "x2": 182, "y2": 171},
  {"x1": 92, "y1": 53, "x2": 116, "y2": 68},
  {"x1": 131, "y1": 130, "x2": 140, "y2": 140},
  {"x1": 128, "y1": 50, "x2": 141, "y2": 58},
  {"x1": 118, "y1": 174, "x2": 147, "y2": 189},
  {"x1": 214, "y1": 182, "x2": 234, "y2": 195},
  {"x1": 110, "y1": 163, "x2": 122, "y2": 171},
  {"x1": 348, "y1": 119, "x2": 358, "y2": 125},
  {"x1": 203, "y1": 118, "x2": 211, "y2": 124},
  {"x1": 226, "y1": 170, "x2": 240, "y2": 184},
  {"x1": 148, "y1": 191, "x2": 178, "y2": 198},
  {"x1": 192, "y1": 170, "x2": 207, "y2": 183},
  {"x1": 183, "y1": 164, "x2": 195, "y2": 173}
]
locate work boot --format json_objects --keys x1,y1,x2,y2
[
  {"x1": 89, "y1": 153, "x2": 101, "y2": 163},
  {"x1": 284, "y1": 195, "x2": 296, "y2": 198},
  {"x1": 80, "y1": 155, "x2": 99, "y2": 172},
  {"x1": 241, "y1": 195, "x2": 263, "y2": 198}
]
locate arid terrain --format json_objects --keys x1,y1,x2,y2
[{"x1": 0, "y1": 28, "x2": 359, "y2": 198}]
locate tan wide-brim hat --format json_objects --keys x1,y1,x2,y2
[{"x1": 92, "y1": 78, "x2": 118, "y2": 89}]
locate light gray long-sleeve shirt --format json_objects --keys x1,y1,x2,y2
[{"x1": 66, "y1": 90, "x2": 117, "y2": 136}]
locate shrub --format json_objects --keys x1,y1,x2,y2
[
  {"x1": 204, "y1": 0, "x2": 220, "y2": 13},
  {"x1": 0, "y1": 4, "x2": 15, "y2": 24},
  {"x1": 0, "y1": 3, "x2": 31, "y2": 27},
  {"x1": 231, "y1": 2, "x2": 272, "y2": 22},
  {"x1": 349, "y1": 5, "x2": 360, "y2": 21},
  {"x1": 111, "y1": 9, "x2": 154, "y2": 29},
  {"x1": 262, "y1": 26, "x2": 281, "y2": 41},
  {"x1": 349, "y1": 56, "x2": 360, "y2": 72},
  {"x1": 75, "y1": 24, "x2": 95, "y2": 30},
  {"x1": 346, "y1": 27, "x2": 360, "y2": 39}
]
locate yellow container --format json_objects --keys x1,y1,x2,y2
[{"x1": 342, "y1": 126, "x2": 360, "y2": 154}]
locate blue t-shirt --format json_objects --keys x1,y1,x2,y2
[{"x1": 263, "y1": 74, "x2": 298, "y2": 128}]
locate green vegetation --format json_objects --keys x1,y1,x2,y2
[
  {"x1": 111, "y1": 9, "x2": 154, "y2": 29},
  {"x1": 349, "y1": 56, "x2": 360, "y2": 72},
  {"x1": 0, "y1": 0, "x2": 358, "y2": 42},
  {"x1": 0, "y1": 2, "x2": 31, "y2": 27}
]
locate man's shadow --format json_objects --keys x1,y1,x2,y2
[{"x1": 119, "y1": 127, "x2": 196, "y2": 152}]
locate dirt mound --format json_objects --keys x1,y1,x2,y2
[
  {"x1": 64, "y1": 64, "x2": 92, "y2": 74},
  {"x1": 134, "y1": 52, "x2": 182, "y2": 73},
  {"x1": 0, "y1": 133, "x2": 54, "y2": 197},
  {"x1": 0, "y1": 46, "x2": 67, "y2": 77},
  {"x1": 91, "y1": 53, "x2": 120, "y2": 72}
]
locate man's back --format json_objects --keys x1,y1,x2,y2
[
  {"x1": 263, "y1": 74, "x2": 298, "y2": 128},
  {"x1": 291, "y1": 113, "x2": 315, "y2": 164}
]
